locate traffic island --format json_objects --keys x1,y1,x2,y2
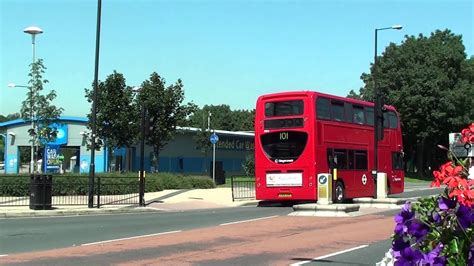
[
  {"x1": 352, "y1": 197, "x2": 406, "y2": 209},
  {"x1": 290, "y1": 203, "x2": 360, "y2": 217}
]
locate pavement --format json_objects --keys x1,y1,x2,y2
[
  {"x1": 0, "y1": 187, "x2": 424, "y2": 218},
  {"x1": 0, "y1": 188, "x2": 259, "y2": 218}
]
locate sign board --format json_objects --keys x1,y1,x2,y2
[
  {"x1": 449, "y1": 133, "x2": 473, "y2": 157},
  {"x1": 266, "y1": 173, "x2": 302, "y2": 187},
  {"x1": 210, "y1": 132, "x2": 219, "y2": 144},
  {"x1": 43, "y1": 144, "x2": 61, "y2": 173},
  {"x1": 46, "y1": 123, "x2": 68, "y2": 145}
]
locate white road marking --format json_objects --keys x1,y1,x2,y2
[
  {"x1": 290, "y1": 244, "x2": 369, "y2": 266},
  {"x1": 0, "y1": 254, "x2": 8, "y2": 257},
  {"x1": 81, "y1": 230, "x2": 181, "y2": 246},
  {"x1": 219, "y1": 215, "x2": 278, "y2": 226}
]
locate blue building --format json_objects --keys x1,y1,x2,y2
[{"x1": 0, "y1": 117, "x2": 254, "y2": 175}]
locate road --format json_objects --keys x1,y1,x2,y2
[
  {"x1": 0, "y1": 206, "x2": 293, "y2": 254},
  {"x1": 1, "y1": 182, "x2": 440, "y2": 265}
]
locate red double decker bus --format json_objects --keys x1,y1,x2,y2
[{"x1": 254, "y1": 91, "x2": 404, "y2": 202}]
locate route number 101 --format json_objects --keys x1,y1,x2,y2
[{"x1": 279, "y1": 132, "x2": 289, "y2": 140}]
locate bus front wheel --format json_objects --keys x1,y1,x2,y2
[{"x1": 334, "y1": 181, "x2": 345, "y2": 203}]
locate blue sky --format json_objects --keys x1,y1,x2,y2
[{"x1": 1, "y1": 0, "x2": 472, "y2": 117}]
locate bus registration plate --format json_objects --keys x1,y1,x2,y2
[{"x1": 266, "y1": 173, "x2": 303, "y2": 187}]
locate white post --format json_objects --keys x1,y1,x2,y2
[{"x1": 212, "y1": 142, "x2": 216, "y2": 183}]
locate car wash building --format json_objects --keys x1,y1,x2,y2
[{"x1": 0, "y1": 117, "x2": 254, "y2": 177}]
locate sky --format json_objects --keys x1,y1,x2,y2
[{"x1": 1, "y1": 0, "x2": 472, "y2": 118}]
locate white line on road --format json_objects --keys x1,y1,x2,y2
[
  {"x1": 81, "y1": 230, "x2": 182, "y2": 246},
  {"x1": 290, "y1": 244, "x2": 369, "y2": 266},
  {"x1": 219, "y1": 215, "x2": 278, "y2": 226},
  {"x1": 0, "y1": 254, "x2": 8, "y2": 257}
]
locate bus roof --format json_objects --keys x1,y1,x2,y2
[{"x1": 257, "y1": 90, "x2": 397, "y2": 111}]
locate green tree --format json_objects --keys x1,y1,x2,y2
[
  {"x1": 20, "y1": 59, "x2": 63, "y2": 172},
  {"x1": 186, "y1": 105, "x2": 254, "y2": 171},
  {"x1": 0, "y1": 113, "x2": 20, "y2": 123},
  {"x1": 139, "y1": 72, "x2": 195, "y2": 172},
  {"x1": 352, "y1": 29, "x2": 474, "y2": 175},
  {"x1": 186, "y1": 105, "x2": 255, "y2": 131},
  {"x1": 84, "y1": 71, "x2": 138, "y2": 170}
]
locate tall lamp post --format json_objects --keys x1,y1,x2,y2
[
  {"x1": 23, "y1": 26, "x2": 43, "y2": 174},
  {"x1": 373, "y1": 24, "x2": 402, "y2": 198},
  {"x1": 89, "y1": 0, "x2": 102, "y2": 208}
]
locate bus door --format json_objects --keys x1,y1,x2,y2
[
  {"x1": 390, "y1": 151, "x2": 404, "y2": 194},
  {"x1": 352, "y1": 149, "x2": 373, "y2": 197}
]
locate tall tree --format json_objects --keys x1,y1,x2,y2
[
  {"x1": 20, "y1": 59, "x2": 63, "y2": 172},
  {"x1": 186, "y1": 105, "x2": 255, "y2": 131},
  {"x1": 352, "y1": 29, "x2": 474, "y2": 175},
  {"x1": 139, "y1": 72, "x2": 195, "y2": 172},
  {"x1": 84, "y1": 71, "x2": 138, "y2": 170}
]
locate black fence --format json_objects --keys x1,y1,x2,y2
[
  {"x1": 0, "y1": 175, "x2": 139, "y2": 207},
  {"x1": 231, "y1": 176, "x2": 255, "y2": 201}
]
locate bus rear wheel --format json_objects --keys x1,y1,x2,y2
[{"x1": 334, "y1": 181, "x2": 345, "y2": 203}]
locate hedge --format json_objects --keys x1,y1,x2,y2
[{"x1": 0, "y1": 173, "x2": 215, "y2": 197}]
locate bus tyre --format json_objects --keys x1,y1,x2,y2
[{"x1": 334, "y1": 181, "x2": 345, "y2": 203}]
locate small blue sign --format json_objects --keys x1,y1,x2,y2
[{"x1": 210, "y1": 133, "x2": 219, "y2": 144}]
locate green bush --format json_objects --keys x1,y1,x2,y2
[
  {"x1": 242, "y1": 154, "x2": 255, "y2": 177},
  {"x1": 0, "y1": 172, "x2": 215, "y2": 196}
]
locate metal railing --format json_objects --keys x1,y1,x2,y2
[
  {"x1": 0, "y1": 175, "x2": 139, "y2": 207},
  {"x1": 231, "y1": 176, "x2": 255, "y2": 201}
]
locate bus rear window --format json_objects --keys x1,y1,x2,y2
[
  {"x1": 265, "y1": 100, "x2": 304, "y2": 117},
  {"x1": 260, "y1": 131, "x2": 308, "y2": 163}
]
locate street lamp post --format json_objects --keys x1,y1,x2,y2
[
  {"x1": 23, "y1": 26, "x2": 43, "y2": 174},
  {"x1": 89, "y1": 0, "x2": 102, "y2": 208},
  {"x1": 373, "y1": 24, "x2": 402, "y2": 198}
]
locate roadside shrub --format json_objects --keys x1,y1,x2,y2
[
  {"x1": 242, "y1": 154, "x2": 255, "y2": 177},
  {"x1": 0, "y1": 172, "x2": 215, "y2": 196}
]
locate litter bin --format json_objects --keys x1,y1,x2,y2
[{"x1": 29, "y1": 174, "x2": 52, "y2": 210}]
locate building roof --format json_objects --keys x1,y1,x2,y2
[
  {"x1": 0, "y1": 116, "x2": 87, "y2": 128},
  {"x1": 0, "y1": 117, "x2": 254, "y2": 137}
]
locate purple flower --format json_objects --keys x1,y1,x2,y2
[
  {"x1": 456, "y1": 205, "x2": 474, "y2": 229},
  {"x1": 422, "y1": 243, "x2": 444, "y2": 265},
  {"x1": 395, "y1": 246, "x2": 424, "y2": 266},
  {"x1": 395, "y1": 202, "x2": 414, "y2": 224},
  {"x1": 438, "y1": 197, "x2": 456, "y2": 211},
  {"x1": 392, "y1": 237, "x2": 410, "y2": 251},
  {"x1": 408, "y1": 221, "x2": 430, "y2": 242},
  {"x1": 394, "y1": 222, "x2": 408, "y2": 235},
  {"x1": 432, "y1": 212, "x2": 441, "y2": 223}
]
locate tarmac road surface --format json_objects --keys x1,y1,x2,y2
[{"x1": 1, "y1": 212, "x2": 394, "y2": 265}]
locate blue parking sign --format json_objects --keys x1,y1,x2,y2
[{"x1": 210, "y1": 133, "x2": 219, "y2": 144}]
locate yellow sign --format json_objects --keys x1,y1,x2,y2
[{"x1": 318, "y1": 186, "x2": 327, "y2": 198}]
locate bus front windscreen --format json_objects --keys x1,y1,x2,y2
[{"x1": 260, "y1": 131, "x2": 308, "y2": 163}]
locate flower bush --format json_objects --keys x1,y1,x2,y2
[{"x1": 386, "y1": 123, "x2": 474, "y2": 265}]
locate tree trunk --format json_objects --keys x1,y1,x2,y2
[
  {"x1": 415, "y1": 138, "x2": 426, "y2": 177},
  {"x1": 153, "y1": 148, "x2": 160, "y2": 173}
]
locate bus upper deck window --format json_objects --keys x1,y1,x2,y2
[
  {"x1": 331, "y1": 101, "x2": 345, "y2": 122},
  {"x1": 265, "y1": 100, "x2": 304, "y2": 117},
  {"x1": 316, "y1": 98, "x2": 330, "y2": 120},
  {"x1": 352, "y1": 105, "x2": 365, "y2": 124}
]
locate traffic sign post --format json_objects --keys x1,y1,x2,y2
[{"x1": 210, "y1": 132, "x2": 219, "y2": 183}]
